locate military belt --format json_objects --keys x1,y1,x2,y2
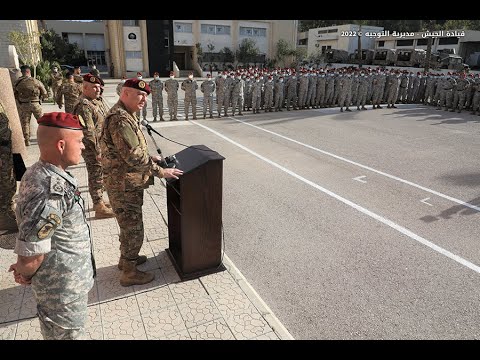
[{"x1": 18, "y1": 100, "x2": 40, "y2": 104}]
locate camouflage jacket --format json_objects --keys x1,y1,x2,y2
[
  {"x1": 14, "y1": 76, "x2": 48, "y2": 103},
  {"x1": 73, "y1": 95, "x2": 110, "y2": 155},
  {"x1": 14, "y1": 160, "x2": 94, "y2": 323},
  {"x1": 99, "y1": 101, "x2": 165, "y2": 192}
]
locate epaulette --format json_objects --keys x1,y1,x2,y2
[{"x1": 49, "y1": 174, "x2": 66, "y2": 197}]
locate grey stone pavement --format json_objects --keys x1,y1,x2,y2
[{"x1": 0, "y1": 78, "x2": 294, "y2": 340}]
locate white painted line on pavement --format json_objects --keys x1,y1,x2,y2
[
  {"x1": 353, "y1": 175, "x2": 367, "y2": 183},
  {"x1": 230, "y1": 118, "x2": 480, "y2": 213},
  {"x1": 192, "y1": 120, "x2": 480, "y2": 275},
  {"x1": 421, "y1": 197, "x2": 434, "y2": 206}
]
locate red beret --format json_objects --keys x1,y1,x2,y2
[
  {"x1": 169, "y1": 71, "x2": 175, "y2": 75},
  {"x1": 37, "y1": 112, "x2": 84, "y2": 130},
  {"x1": 137, "y1": 72, "x2": 142, "y2": 76},
  {"x1": 83, "y1": 73, "x2": 103, "y2": 85},
  {"x1": 153, "y1": 71, "x2": 160, "y2": 76},
  {"x1": 123, "y1": 78, "x2": 151, "y2": 95}
]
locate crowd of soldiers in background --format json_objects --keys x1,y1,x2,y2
[
  {"x1": 114, "y1": 66, "x2": 480, "y2": 123},
  {"x1": 202, "y1": 66, "x2": 480, "y2": 116}
]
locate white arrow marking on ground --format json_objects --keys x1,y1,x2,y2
[
  {"x1": 421, "y1": 197, "x2": 433, "y2": 206},
  {"x1": 353, "y1": 175, "x2": 367, "y2": 183}
]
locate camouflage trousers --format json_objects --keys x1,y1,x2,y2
[
  {"x1": 184, "y1": 97, "x2": 197, "y2": 117},
  {"x1": 152, "y1": 97, "x2": 164, "y2": 118},
  {"x1": 18, "y1": 102, "x2": 43, "y2": 144},
  {"x1": 37, "y1": 293, "x2": 88, "y2": 340},
  {"x1": 0, "y1": 147, "x2": 16, "y2": 216},
  {"x1": 167, "y1": 96, "x2": 178, "y2": 118},
  {"x1": 203, "y1": 95, "x2": 214, "y2": 116},
  {"x1": 82, "y1": 144, "x2": 105, "y2": 205},
  {"x1": 107, "y1": 187, "x2": 144, "y2": 260}
]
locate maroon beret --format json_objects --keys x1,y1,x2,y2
[
  {"x1": 123, "y1": 78, "x2": 151, "y2": 95},
  {"x1": 83, "y1": 73, "x2": 103, "y2": 85},
  {"x1": 37, "y1": 112, "x2": 84, "y2": 130}
]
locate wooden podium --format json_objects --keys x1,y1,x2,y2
[{"x1": 165, "y1": 145, "x2": 225, "y2": 280}]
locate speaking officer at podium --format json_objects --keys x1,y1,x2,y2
[{"x1": 100, "y1": 78, "x2": 183, "y2": 287}]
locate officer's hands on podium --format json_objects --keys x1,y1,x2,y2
[{"x1": 162, "y1": 167, "x2": 184, "y2": 180}]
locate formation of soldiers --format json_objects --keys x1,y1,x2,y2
[{"x1": 116, "y1": 66, "x2": 480, "y2": 121}]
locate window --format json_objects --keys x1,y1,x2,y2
[
  {"x1": 318, "y1": 30, "x2": 328, "y2": 34},
  {"x1": 327, "y1": 29, "x2": 338, "y2": 33},
  {"x1": 123, "y1": 20, "x2": 139, "y2": 27},
  {"x1": 201, "y1": 24, "x2": 230, "y2": 35},
  {"x1": 239, "y1": 26, "x2": 266, "y2": 37},
  {"x1": 127, "y1": 33, "x2": 137, "y2": 40},
  {"x1": 378, "y1": 41, "x2": 385, "y2": 47},
  {"x1": 174, "y1": 22, "x2": 192, "y2": 33},
  {"x1": 416, "y1": 38, "x2": 428, "y2": 46},
  {"x1": 125, "y1": 51, "x2": 142, "y2": 59},
  {"x1": 164, "y1": 37, "x2": 169, "y2": 48},
  {"x1": 396, "y1": 39, "x2": 414, "y2": 47},
  {"x1": 438, "y1": 37, "x2": 459, "y2": 45},
  {"x1": 298, "y1": 39, "x2": 307, "y2": 46},
  {"x1": 87, "y1": 51, "x2": 105, "y2": 65}
]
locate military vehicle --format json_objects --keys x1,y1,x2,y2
[
  {"x1": 372, "y1": 49, "x2": 396, "y2": 66},
  {"x1": 349, "y1": 49, "x2": 375, "y2": 65},
  {"x1": 324, "y1": 49, "x2": 349, "y2": 64},
  {"x1": 394, "y1": 49, "x2": 426, "y2": 67}
]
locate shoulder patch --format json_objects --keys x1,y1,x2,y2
[
  {"x1": 78, "y1": 114, "x2": 86, "y2": 127},
  {"x1": 37, "y1": 222, "x2": 55, "y2": 239},
  {"x1": 49, "y1": 176, "x2": 65, "y2": 196},
  {"x1": 119, "y1": 124, "x2": 140, "y2": 149}
]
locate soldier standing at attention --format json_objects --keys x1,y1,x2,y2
[
  {"x1": 13, "y1": 65, "x2": 48, "y2": 146},
  {"x1": 9, "y1": 112, "x2": 95, "y2": 339},
  {"x1": 0, "y1": 100, "x2": 18, "y2": 231},
  {"x1": 50, "y1": 66, "x2": 63, "y2": 102},
  {"x1": 149, "y1": 72, "x2": 164, "y2": 122},
  {"x1": 56, "y1": 74, "x2": 82, "y2": 114},
  {"x1": 73, "y1": 74, "x2": 115, "y2": 219},
  {"x1": 164, "y1": 71, "x2": 179, "y2": 120},
  {"x1": 99, "y1": 79, "x2": 183, "y2": 286},
  {"x1": 181, "y1": 72, "x2": 198, "y2": 120},
  {"x1": 200, "y1": 73, "x2": 216, "y2": 119}
]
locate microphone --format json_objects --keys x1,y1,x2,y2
[{"x1": 140, "y1": 120, "x2": 176, "y2": 168}]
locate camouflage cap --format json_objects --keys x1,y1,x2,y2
[
  {"x1": 123, "y1": 78, "x2": 151, "y2": 95},
  {"x1": 37, "y1": 112, "x2": 84, "y2": 130}
]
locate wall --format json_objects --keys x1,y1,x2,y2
[{"x1": 0, "y1": 20, "x2": 40, "y2": 68}]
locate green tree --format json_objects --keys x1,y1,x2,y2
[
  {"x1": 219, "y1": 47, "x2": 235, "y2": 69},
  {"x1": 236, "y1": 38, "x2": 259, "y2": 65},
  {"x1": 275, "y1": 39, "x2": 296, "y2": 67},
  {"x1": 40, "y1": 29, "x2": 86, "y2": 66},
  {"x1": 8, "y1": 30, "x2": 42, "y2": 78},
  {"x1": 444, "y1": 20, "x2": 480, "y2": 30}
]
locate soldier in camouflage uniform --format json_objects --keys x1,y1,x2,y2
[
  {"x1": 99, "y1": 79, "x2": 183, "y2": 286},
  {"x1": 50, "y1": 66, "x2": 63, "y2": 101},
  {"x1": 149, "y1": 72, "x2": 164, "y2": 121},
  {"x1": 470, "y1": 76, "x2": 480, "y2": 115},
  {"x1": 181, "y1": 72, "x2": 198, "y2": 120},
  {"x1": 164, "y1": 71, "x2": 179, "y2": 120},
  {"x1": 72, "y1": 74, "x2": 115, "y2": 219},
  {"x1": 116, "y1": 77, "x2": 126, "y2": 96},
  {"x1": 231, "y1": 74, "x2": 245, "y2": 116},
  {"x1": 274, "y1": 76, "x2": 285, "y2": 112},
  {"x1": 9, "y1": 112, "x2": 95, "y2": 339},
  {"x1": 56, "y1": 74, "x2": 82, "y2": 114},
  {"x1": 13, "y1": 65, "x2": 48, "y2": 146},
  {"x1": 0, "y1": 100, "x2": 18, "y2": 231},
  {"x1": 200, "y1": 73, "x2": 216, "y2": 118},
  {"x1": 263, "y1": 75, "x2": 274, "y2": 112},
  {"x1": 451, "y1": 72, "x2": 469, "y2": 113},
  {"x1": 72, "y1": 66, "x2": 83, "y2": 85},
  {"x1": 251, "y1": 76, "x2": 263, "y2": 114}
]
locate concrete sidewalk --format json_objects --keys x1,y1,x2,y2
[{"x1": 0, "y1": 82, "x2": 294, "y2": 340}]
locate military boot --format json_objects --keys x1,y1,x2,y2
[
  {"x1": 153, "y1": 117, "x2": 157, "y2": 122},
  {"x1": 160, "y1": 116, "x2": 165, "y2": 121},
  {"x1": 93, "y1": 201, "x2": 116, "y2": 219},
  {"x1": 118, "y1": 255, "x2": 148, "y2": 270},
  {"x1": 119, "y1": 259, "x2": 154, "y2": 287}
]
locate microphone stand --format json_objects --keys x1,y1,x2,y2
[{"x1": 141, "y1": 121, "x2": 169, "y2": 168}]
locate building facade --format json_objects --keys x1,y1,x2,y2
[
  {"x1": 301, "y1": 24, "x2": 384, "y2": 57},
  {"x1": 106, "y1": 20, "x2": 298, "y2": 78},
  {"x1": 44, "y1": 20, "x2": 106, "y2": 67},
  {"x1": 0, "y1": 20, "x2": 41, "y2": 68},
  {"x1": 373, "y1": 30, "x2": 480, "y2": 61}
]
